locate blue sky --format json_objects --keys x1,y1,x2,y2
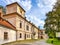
[{"x1": 0, "y1": 0, "x2": 57, "y2": 29}]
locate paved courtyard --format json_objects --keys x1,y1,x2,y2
[
  {"x1": 31, "y1": 40, "x2": 53, "y2": 45},
  {"x1": 14, "y1": 40, "x2": 53, "y2": 45}
]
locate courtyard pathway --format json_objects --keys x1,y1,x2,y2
[
  {"x1": 31, "y1": 40, "x2": 53, "y2": 45},
  {"x1": 15, "y1": 40, "x2": 53, "y2": 45}
]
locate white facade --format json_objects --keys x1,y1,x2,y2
[{"x1": 0, "y1": 25, "x2": 16, "y2": 44}]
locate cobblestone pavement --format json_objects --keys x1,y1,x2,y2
[{"x1": 15, "y1": 40, "x2": 53, "y2": 45}]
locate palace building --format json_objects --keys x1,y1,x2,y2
[{"x1": 0, "y1": 2, "x2": 44, "y2": 44}]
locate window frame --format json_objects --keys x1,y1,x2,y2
[
  {"x1": 26, "y1": 25, "x2": 29, "y2": 30},
  {"x1": 20, "y1": 33, "x2": 22, "y2": 38},
  {"x1": 20, "y1": 9, "x2": 22, "y2": 14},
  {"x1": 4, "y1": 32, "x2": 8, "y2": 40},
  {"x1": 20, "y1": 22, "x2": 22, "y2": 28}
]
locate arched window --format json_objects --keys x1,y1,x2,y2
[
  {"x1": 20, "y1": 33, "x2": 22, "y2": 38},
  {"x1": 20, "y1": 22, "x2": 22, "y2": 28}
]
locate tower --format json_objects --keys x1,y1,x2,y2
[{"x1": 6, "y1": 2, "x2": 25, "y2": 18}]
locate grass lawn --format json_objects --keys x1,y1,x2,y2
[
  {"x1": 2, "y1": 39, "x2": 40, "y2": 45},
  {"x1": 47, "y1": 38, "x2": 60, "y2": 45}
]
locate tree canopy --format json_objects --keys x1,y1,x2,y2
[{"x1": 44, "y1": 1, "x2": 60, "y2": 38}]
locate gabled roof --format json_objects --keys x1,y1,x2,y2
[{"x1": 0, "y1": 17, "x2": 16, "y2": 30}]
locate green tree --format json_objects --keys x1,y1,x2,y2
[
  {"x1": 44, "y1": 1, "x2": 60, "y2": 38},
  {"x1": 44, "y1": 11, "x2": 57, "y2": 38}
]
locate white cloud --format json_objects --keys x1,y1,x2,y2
[
  {"x1": 37, "y1": 0, "x2": 57, "y2": 10},
  {"x1": 4, "y1": 0, "x2": 21, "y2": 4},
  {"x1": 20, "y1": 0, "x2": 32, "y2": 11},
  {"x1": 36, "y1": 0, "x2": 57, "y2": 29},
  {"x1": 3, "y1": 0, "x2": 32, "y2": 11},
  {"x1": 26, "y1": 15, "x2": 45, "y2": 28},
  {"x1": 44, "y1": 0, "x2": 56, "y2": 5},
  {"x1": 37, "y1": 3, "x2": 44, "y2": 8}
]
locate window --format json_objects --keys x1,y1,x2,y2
[
  {"x1": 0, "y1": 13, "x2": 1, "y2": 20},
  {"x1": 20, "y1": 22, "x2": 22, "y2": 28},
  {"x1": 41, "y1": 32, "x2": 43, "y2": 35},
  {"x1": 26, "y1": 25, "x2": 29, "y2": 30},
  {"x1": 31, "y1": 27, "x2": 33, "y2": 32},
  {"x1": 20, "y1": 33, "x2": 22, "y2": 38},
  {"x1": 27, "y1": 34, "x2": 29, "y2": 38},
  {"x1": 0, "y1": 13, "x2": 1, "y2": 17},
  {"x1": 29, "y1": 34, "x2": 30, "y2": 38},
  {"x1": 20, "y1": 10, "x2": 22, "y2": 14},
  {"x1": 27, "y1": 34, "x2": 30, "y2": 38},
  {"x1": 4, "y1": 32, "x2": 8, "y2": 40}
]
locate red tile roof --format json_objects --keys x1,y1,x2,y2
[{"x1": 0, "y1": 17, "x2": 16, "y2": 30}]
